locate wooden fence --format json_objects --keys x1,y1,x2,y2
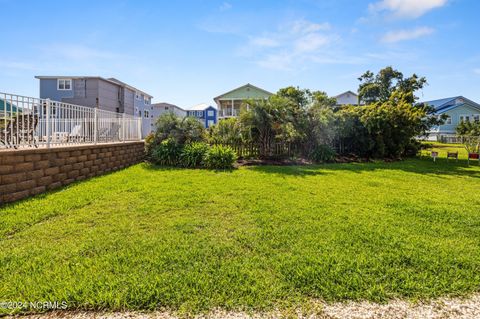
[{"x1": 213, "y1": 142, "x2": 308, "y2": 159}]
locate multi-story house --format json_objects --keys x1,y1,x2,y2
[
  {"x1": 334, "y1": 90, "x2": 360, "y2": 106},
  {"x1": 214, "y1": 83, "x2": 272, "y2": 120},
  {"x1": 423, "y1": 96, "x2": 480, "y2": 141},
  {"x1": 35, "y1": 76, "x2": 153, "y2": 116},
  {"x1": 186, "y1": 104, "x2": 217, "y2": 128},
  {"x1": 141, "y1": 102, "x2": 186, "y2": 137}
]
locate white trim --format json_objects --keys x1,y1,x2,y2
[{"x1": 57, "y1": 78, "x2": 72, "y2": 90}]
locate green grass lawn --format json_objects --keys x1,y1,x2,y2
[
  {"x1": 1, "y1": 157, "x2": 480, "y2": 315},
  {"x1": 420, "y1": 142, "x2": 471, "y2": 160}
]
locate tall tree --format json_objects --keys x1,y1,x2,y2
[
  {"x1": 276, "y1": 86, "x2": 312, "y2": 108},
  {"x1": 358, "y1": 66, "x2": 427, "y2": 104}
]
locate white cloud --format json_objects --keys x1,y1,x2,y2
[
  {"x1": 370, "y1": 0, "x2": 448, "y2": 19},
  {"x1": 249, "y1": 37, "x2": 280, "y2": 48},
  {"x1": 294, "y1": 33, "x2": 330, "y2": 53},
  {"x1": 241, "y1": 19, "x2": 339, "y2": 70},
  {"x1": 289, "y1": 20, "x2": 331, "y2": 34},
  {"x1": 219, "y1": 2, "x2": 232, "y2": 11},
  {"x1": 381, "y1": 26, "x2": 434, "y2": 43}
]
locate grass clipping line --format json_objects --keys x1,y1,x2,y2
[{"x1": 9, "y1": 294, "x2": 480, "y2": 319}]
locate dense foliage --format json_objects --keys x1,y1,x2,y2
[
  {"x1": 180, "y1": 142, "x2": 209, "y2": 168},
  {"x1": 147, "y1": 113, "x2": 204, "y2": 156},
  {"x1": 309, "y1": 144, "x2": 336, "y2": 163},
  {"x1": 358, "y1": 66, "x2": 427, "y2": 104},
  {"x1": 151, "y1": 138, "x2": 183, "y2": 166},
  {"x1": 205, "y1": 118, "x2": 244, "y2": 144},
  {"x1": 456, "y1": 120, "x2": 480, "y2": 154},
  {"x1": 203, "y1": 145, "x2": 237, "y2": 169},
  {"x1": 147, "y1": 67, "x2": 442, "y2": 162}
]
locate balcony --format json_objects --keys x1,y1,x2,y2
[{"x1": 218, "y1": 108, "x2": 240, "y2": 118}]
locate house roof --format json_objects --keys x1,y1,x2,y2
[
  {"x1": 34, "y1": 75, "x2": 153, "y2": 98},
  {"x1": 188, "y1": 103, "x2": 216, "y2": 111},
  {"x1": 422, "y1": 96, "x2": 480, "y2": 113},
  {"x1": 152, "y1": 102, "x2": 185, "y2": 111},
  {"x1": 107, "y1": 78, "x2": 153, "y2": 98},
  {"x1": 214, "y1": 83, "x2": 273, "y2": 102},
  {"x1": 333, "y1": 90, "x2": 358, "y2": 98}
]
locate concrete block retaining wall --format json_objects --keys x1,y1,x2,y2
[{"x1": 0, "y1": 142, "x2": 145, "y2": 204}]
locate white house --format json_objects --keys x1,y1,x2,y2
[{"x1": 334, "y1": 91, "x2": 359, "y2": 106}]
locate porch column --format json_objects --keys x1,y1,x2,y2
[{"x1": 231, "y1": 99, "x2": 234, "y2": 116}]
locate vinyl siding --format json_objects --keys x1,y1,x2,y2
[
  {"x1": 39, "y1": 79, "x2": 74, "y2": 101},
  {"x1": 435, "y1": 103, "x2": 480, "y2": 134}
]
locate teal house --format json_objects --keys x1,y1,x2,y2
[{"x1": 424, "y1": 96, "x2": 480, "y2": 141}]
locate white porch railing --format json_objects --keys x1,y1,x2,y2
[
  {"x1": 218, "y1": 108, "x2": 240, "y2": 118},
  {"x1": 0, "y1": 92, "x2": 142, "y2": 149}
]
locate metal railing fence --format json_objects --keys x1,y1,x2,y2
[{"x1": 1, "y1": 92, "x2": 142, "y2": 149}]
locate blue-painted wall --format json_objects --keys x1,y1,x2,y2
[
  {"x1": 435, "y1": 103, "x2": 480, "y2": 134},
  {"x1": 39, "y1": 79, "x2": 74, "y2": 101},
  {"x1": 187, "y1": 106, "x2": 217, "y2": 128}
]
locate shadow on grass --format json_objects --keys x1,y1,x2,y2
[
  {"x1": 247, "y1": 157, "x2": 480, "y2": 179},
  {"x1": 142, "y1": 163, "x2": 237, "y2": 174}
]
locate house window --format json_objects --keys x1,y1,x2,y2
[
  {"x1": 57, "y1": 79, "x2": 72, "y2": 90},
  {"x1": 197, "y1": 111, "x2": 203, "y2": 117},
  {"x1": 144, "y1": 110, "x2": 149, "y2": 118},
  {"x1": 207, "y1": 110, "x2": 214, "y2": 116},
  {"x1": 135, "y1": 92, "x2": 140, "y2": 99},
  {"x1": 474, "y1": 114, "x2": 480, "y2": 122},
  {"x1": 445, "y1": 116, "x2": 452, "y2": 125},
  {"x1": 208, "y1": 120, "x2": 214, "y2": 127},
  {"x1": 164, "y1": 106, "x2": 169, "y2": 111}
]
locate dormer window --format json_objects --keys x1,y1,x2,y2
[{"x1": 57, "y1": 79, "x2": 72, "y2": 90}]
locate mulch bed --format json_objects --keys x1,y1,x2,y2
[{"x1": 235, "y1": 155, "x2": 376, "y2": 167}]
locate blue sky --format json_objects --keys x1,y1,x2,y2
[{"x1": 0, "y1": 0, "x2": 479, "y2": 107}]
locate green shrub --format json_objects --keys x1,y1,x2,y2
[
  {"x1": 180, "y1": 142, "x2": 209, "y2": 168},
  {"x1": 309, "y1": 144, "x2": 336, "y2": 163},
  {"x1": 144, "y1": 132, "x2": 156, "y2": 157},
  {"x1": 203, "y1": 145, "x2": 237, "y2": 169},
  {"x1": 152, "y1": 138, "x2": 183, "y2": 166}
]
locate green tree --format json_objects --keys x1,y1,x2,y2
[
  {"x1": 456, "y1": 120, "x2": 480, "y2": 154},
  {"x1": 240, "y1": 96, "x2": 300, "y2": 158},
  {"x1": 204, "y1": 118, "x2": 245, "y2": 144},
  {"x1": 358, "y1": 66, "x2": 427, "y2": 104},
  {"x1": 276, "y1": 86, "x2": 312, "y2": 108},
  {"x1": 456, "y1": 120, "x2": 480, "y2": 137},
  {"x1": 146, "y1": 113, "x2": 205, "y2": 157},
  {"x1": 362, "y1": 91, "x2": 436, "y2": 157}
]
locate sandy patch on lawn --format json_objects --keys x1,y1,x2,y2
[{"x1": 8, "y1": 294, "x2": 480, "y2": 319}]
